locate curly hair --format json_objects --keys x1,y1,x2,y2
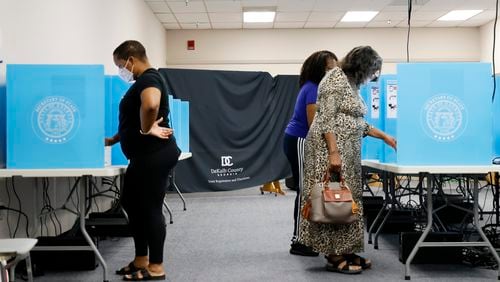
[
  {"x1": 340, "y1": 46, "x2": 382, "y2": 87},
  {"x1": 113, "y1": 40, "x2": 148, "y2": 62},
  {"x1": 299, "y1": 50, "x2": 338, "y2": 87}
]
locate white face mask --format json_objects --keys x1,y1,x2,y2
[{"x1": 118, "y1": 59, "x2": 134, "y2": 82}]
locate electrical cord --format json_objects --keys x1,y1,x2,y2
[
  {"x1": 10, "y1": 177, "x2": 24, "y2": 237},
  {"x1": 0, "y1": 206, "x2": 29, "y2": 237},
  {"x1": 406, "y1": 0, "x2": 413, "y2": 62}
]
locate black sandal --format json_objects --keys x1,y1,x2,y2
[
  {"x1": 325, "y1": 255, "x2": 363, "y2": 274},
  {"x1": 123, "y1": 268, "x2": 166, "y2": 281},
  {"x1": 344, "y1": 253, "x2": 372, "y2": 269},
  {"x1": 116, "y1": 262, "x2": 145, "y2": 275}
]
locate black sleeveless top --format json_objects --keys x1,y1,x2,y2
[{"x1": 118, "y1": 68, "x2": 172, "y2": 159}]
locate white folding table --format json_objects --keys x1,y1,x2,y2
[
  {"x1": 0, "y1": 167, "x2": 124, "y2": 282},
  {"x1": 362, "y1": 160, "x2": 500, "y2": 280}
]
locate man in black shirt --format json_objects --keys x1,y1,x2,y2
[{"x1": 106, "y1": 40, "x2": 180, "y2": 281}]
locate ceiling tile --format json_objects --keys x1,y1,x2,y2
[
  {"x1": 275, "y1": 12, "x2": 309, "y2": 22},
  {"x1": 176, "y1": 13, "x2": 210, "y2": 23},
  {"x1": 459, "y1": 18, "x2": 493, "y2": 27},
  {"x1": 180, "y1": 22, "x2": 212, "y2": 29},
  {"x1": 209, "y1": 12, "x2": 242, "y2": 22},
  {"x1": 168, "y1": 1, "x2": 206, "y2": 13},
  {"x1": 241, "y1": 0, "x2": 278, "y2": 8},
  {"x1": 205, "y1": 1, "x2": 242, "y2": 12},
  {"x1": 373, "y1": 11, "x2": 407, "y2": 21},
  {"x1": 365, "y1": 20, "x2": 402, "y2": 28},
  {"x1": 211, "y1": 22, "x2": 243, "y2": 29},
  {"x1": 418, "y1": 0, "x2": 465, "y2": 11},
  {"x1": 308, "y1": 12, "x2": 344, "y2": 22},
  {"x1": 277, "y1": 0, "x2": 314, "y2": 12},
  {"x1": 411, "y1": 11, "x2": 447, "y2": 21},
  {"x1": 304, "y1": 21, "x2": 335, "y2": 28},
  {"x1": 335, "y1": 21, "x2": 368, "y2": 28},
  {"x1": 163, "y1": 23, "x2": 181, "y2": 30},
  {"x1": 156, "y1": 13, "x2": 177, "y2": 23},
  {"x1": 147, "y1": 1, "x2": 171, "y2": 13},
  {"x1": 274, "y1": 22, "x2": 305, "y2": 28},
  {"x1": 426, "y1": 21, "x2": 463, "y2": 27},
  {"x1": 243, "y1": 22, "x2": 274, "y2": 28},
  {"x1": 396, "y1": 20, "x2": 430, "y2": 27}
]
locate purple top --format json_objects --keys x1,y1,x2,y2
[{"x1": 285, "y1": 81, "x2": 318, "y2": 138}]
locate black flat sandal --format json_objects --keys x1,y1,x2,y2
[
  {"x1": 325, "y1": 255, "x2": 363, "y2": 274},
  {"x1": 344, "y1": 253, "x2": 372, "y2": 269},
  {"x1": 116, "y1": 262, "x2": 145, "y2": 275},
  {"x1": 123, "y1": 269, "x2": 166, "y2": 281}
]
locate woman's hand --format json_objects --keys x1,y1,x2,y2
[
  {"x1": 328, "y1": 151, "x2": 342, "y2": 172},
  {"x1": 104, "y1": 134, "x2": 120, "y2": 146},
  {"x1": 141, "y1": 117, "x2": 174, "y2": 139},
  {"x1": 383, "y1": 135, "x2": 397, "y2": 150}
]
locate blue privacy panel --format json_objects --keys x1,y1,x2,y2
[
  {"x1": 105, "y1": 75, "x2": 129, "y2": 165},
  {"x1": 0, "y1": 85, "x2": 5, "y2": 168},
  {"x1": 179, "y1": 100, "x2": 190, "y2": 152},
  {"x1": 380, "y1": 75, "x2": 398, "y2": 163},
  {"x1": 493, "y1": 76, "x2": 500, "y2": 158},
  {"x1": 7, "y1": 64, "x2": 105, "y2": 168},
  {"x1": 361, "y1": 81, "x2": 383, "y2": 160},
  {"x1": 397, "y1": 62, "x2": 492, "y2": 165},
  {"x1": 169, "y1": 96, "x2": 190, "y2": 153}
]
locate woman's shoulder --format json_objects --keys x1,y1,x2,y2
[{"x1": 322, "y1": 67, "x2": 349, "y2": 87}]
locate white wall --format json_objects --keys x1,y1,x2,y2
[
  {"x1": 166, "y1": 28, "x2": 481, "y2": 75},
  {"x1": 0, "y1": 0, "x2": 167, "y2": 238},
  {"x1": 480, "y1": 20, "x2": 499, "y2": 73}
]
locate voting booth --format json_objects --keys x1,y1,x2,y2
[
  {"x1": 396, "y1": 62, "x2": 492, "y2": 165},
  {"x1": 361, "y1": 81, "x2": 383, "y2": 160},
  {"x1": 0, "y1": 85, "x2": 5, "y2": 168},
  {"x1": 168, "y1": 95, "x2": 190, "y2": 153},
  {"x1": 6, "y1": 65, "x2": 105, "y2": 168},
  {"x1": 105, "y1": 75, "x2": 129, "y2": 166},
  {"x1": 379, "y1": 75, "x2": 398, "y2": 163},
  {"x1": 493, "y1": 75, "x2": 500, "y2": 159}
]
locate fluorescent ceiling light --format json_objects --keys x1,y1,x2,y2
[
  {"x1": 243, "y1": 11, "x2": 276, "y2": 23},
  {"x1": 341, "y1": 11, "x2": 379, "y2": 22},
  {"x1": 438, "y1": 10, "x2": 483, "y2": 21}
]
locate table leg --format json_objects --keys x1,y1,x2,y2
[
  {"x1": 80, "y1": 175, "x2": 109, "y2": 282},
  {"x1": 473, "y1": 176, "x2": 500, "y2": 280},
  {"x1": 405, "y1": 174, "x2": 433, "y2": 280}
]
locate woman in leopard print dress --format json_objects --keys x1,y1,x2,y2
[{"x1": 298, "y1": 46, "x2": 397, "y2": 274}]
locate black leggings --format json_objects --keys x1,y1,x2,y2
[{"x1": 121, "y1": 140, "x2": 180, "y2": 264}]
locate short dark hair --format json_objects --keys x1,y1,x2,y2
[
  {"x1": 113, "y1": 40, "x2": 148, "y2": 61},
  {"x1": 299, "y1": 50, "x2": 338, "y2": 87},
  {"x1": 340, "y1": 46, "x2": 382, "y2": 87}
]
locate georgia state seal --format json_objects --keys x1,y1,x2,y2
[
  {"x1": 420, "y1": 95, "x2": 467, "y2": 142},
  {"x1": 32, "y1": 96, "x2": 80, "y2": 144}
]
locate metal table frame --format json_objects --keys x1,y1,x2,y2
[
  {"x1": 362, "y1": 160, "x2": 500, "y2": 280},
  {"x1": 0, "y1": 167, "x2": 124, "y2": 282}
]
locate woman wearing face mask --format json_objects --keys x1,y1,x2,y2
[
  {"x1": 298, "y1": 46, "x2": 396, "y2": 274},
  {"x1": 105, "y1": 40, "x2": 180, "y2": 281}
]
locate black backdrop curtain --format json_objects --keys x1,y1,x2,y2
[{"x1": 159, "y1": 68, "x2": 299, "y2": 192}]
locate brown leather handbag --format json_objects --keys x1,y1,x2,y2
[{"x1": 302, "y1": 180, "x2": 360, "y2": 224}]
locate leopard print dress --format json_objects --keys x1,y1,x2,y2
[{"x1": 298, "y1": 67, "x2": 370, "y2": 255}]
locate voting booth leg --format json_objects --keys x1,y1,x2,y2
[
  {"x1": 81, "y1": 175, "x2": 109, "y2": 282},
  {"x1": 404, "y1": 175, "x2": 433, "y2": 280},
  {"x1": 169, "y1": 169, "x2": 187, "y2": 211},
  {"x1": 473, "y1": 177, "x2": 500, "y2": 280},
  {"x1": 368, "y1": 171, "x2": 389, "y2": 245},
  {"x1": 163, "y1": 199, "x2": 174, "y2": 224},
  {"x1": 374, "y1": 172, "x2": 394, "y2": 249}
]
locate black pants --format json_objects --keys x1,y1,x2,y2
[
  {"x1": 121, "y1": 140, "x2": 180, "y2": 264},
  {"x1": 283, "y1": 133, "x2": 305, "y2": 242}
]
